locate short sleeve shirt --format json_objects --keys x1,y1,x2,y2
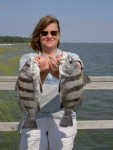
[{"x1": 19, "y1": 49, "x2": 84, "y2": 119}]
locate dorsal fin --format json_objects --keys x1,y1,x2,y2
[{"x1": 83, "y1": 73, "x2": 91, "y2": 86}]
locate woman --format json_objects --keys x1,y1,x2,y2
[{"x1": 19, "y1": 15, "x2": 83, "y2": 150}]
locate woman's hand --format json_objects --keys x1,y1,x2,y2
[
  {"x1": 34, "y1": 55, "x2": 62, "y2": 82},
  {"x1": 34, "y1": 56, "x2": 50, "y2": 83},
  {"x1": 76, "y1": 61, "x2": 82, "y2": 69},
  {"x1": 35, "y1": 56, "x2": 50, "y2": 73},
  {"x1": 48, "y1": 55, "x2": 62, "y2": 79}
]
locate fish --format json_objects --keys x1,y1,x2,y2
[
  {"x1": 58, "y1": 52, "x2": 90, "y2": 127},
  {"x1": 15, "y1": 57, "x2": 42, "y2": 129}
]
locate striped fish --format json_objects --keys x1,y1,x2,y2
[
  {"x1": 15, "y1": 58, "x2": 42, "y2": 129},
  {"x1": 59, "y1": 52, "x2": 90, "y2": 127}
]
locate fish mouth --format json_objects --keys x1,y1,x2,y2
[
  {"x1": 59, "y1": 52, "x2": 68, "y2": 63},
  {"x1": 61, "y1": 52, "x2": 68, "y2": 59}
]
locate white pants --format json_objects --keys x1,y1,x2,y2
[{"x1": 19, "y1": 117, "x2": 77, "y2": 150}]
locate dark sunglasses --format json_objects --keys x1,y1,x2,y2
[{"x1": 40, "y1": 31, "x2": 59, "y2": 36}]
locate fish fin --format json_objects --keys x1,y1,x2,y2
[
  {"x1": 15, "y1": 79, "x2": 19, "y2": 91},
  {"x1": 60, "y1": 102, "x2": 63, "y2": 108},
  {"x1": 36, "y1": 103, "x2": 41, "y2": 112},
  {"x1": 60, "y1": 109, "x2": 73, "y2": 127},
  {"x1": 58, "y1": 82, "x2": 60, "y2": 93},
  {"x1": 40, "y1": 82, "x2": 43, "y2": 93},
  {"x1": 22, "y1": 118, "x2": 37, "y2": 129},
  {"x1": 83, "y1": 73, "x2": 91, "y2": 86},
  {"x1": 60, "y1": 115, "x2": 73, "y2": 127},
  {"x1": 58, "y1": 78, "x2": 62, "y2": 93}
]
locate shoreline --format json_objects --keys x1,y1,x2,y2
[
  {"x1": 0, "y1": 43, "x2": 30, "y2": 46},
  {"x1": 0, "y1": 44, "x2": 13, "y2": 46}
]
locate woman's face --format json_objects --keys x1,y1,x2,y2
[{"x1": 39, "y1": 23, "x2": 60, "y2": 52}]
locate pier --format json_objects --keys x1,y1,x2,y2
[{"x1": 0, "y1": 76, "x2": 113, "y2": 131}]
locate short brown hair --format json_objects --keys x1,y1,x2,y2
[{"x1": 30, "y1": 15, "x2": 60, "y2": 53}]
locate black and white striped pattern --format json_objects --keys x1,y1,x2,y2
[
  {"x1": 60, "y1": 69, "x2": 84, "y2": 110},
  {"x1": 59, "y1": 53, "x2": 90, "y2": 127},
  {"x1": 16, "y1": 58, "x2": 42, "y2": 129}
]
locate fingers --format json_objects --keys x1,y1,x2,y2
[
  {"x1": 76, "y1": 61, "x2": 82, "y2": 69},
  {"x1": 34, "y1": 55, "x2": 63, "y2": 74},
  {"x1": 48, "y1": 54, "x2": 63, "y2": 69},
  {"x1": 34, "y1": 56, "x2": 50, "y2": 72},
  {"x1": 48, "y1": 56, "x2": 59, "y2": 77},
  {"x1": 49, "y1": 56, "x2": 59, "y2": 66},
  {"x1": 34, "y1": 56, "x2": 41, "y2": 61},
  {"x1": 56, "y1": 54, "x2": 62, "y2": 60}
]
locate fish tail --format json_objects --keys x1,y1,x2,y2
[
  {"x1": 83, "y1": 73, "x2": 91, "y2": 86},
  {"x1": 22, "y1": 118, "x2": 37, "y2": 129},
  {"x1": 60, "y1": 115, "x2": 73, "y2": 127},
  {"x1": 60, "y1": 109, "x2": 73, "y2": 127}
]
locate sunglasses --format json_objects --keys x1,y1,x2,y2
[{"x1": 40, "y1": 31, "x2": 59, "y2": 36}]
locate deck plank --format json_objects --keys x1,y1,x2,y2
[
  {"x1": 0, "y1": 76, "x2": 113, "y2": 90},
  {"x1": 0, "y1": 121, "x2": 113, "y2": 131}
]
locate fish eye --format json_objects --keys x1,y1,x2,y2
[
  {"x1": 26, "y1": 64, "x2": 30, "y2": 67},
  {"x1": 69, "y1": 59, "x2": 73, "y2": 64}
]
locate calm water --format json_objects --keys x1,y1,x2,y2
[{"x1": 0, "y1": 43, "x2": 113, "y2": 150}]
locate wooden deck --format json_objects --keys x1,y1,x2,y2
[
  {"x1": 0, "y1": 120, "x2": 113, "y2": 131},
  {"x1": 0, "y1": 76, "x2": 113, "y2": 131},
  {"x1": 0, "y1": 76, "x2": 113, "y2": 90}
]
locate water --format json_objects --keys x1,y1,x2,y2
[
  {"x1": 0, "y1": 43, "x2": 113, "y2": 149},
  {"x1": 60, "y1": 43, "x2": 113, "y2": 149},
  {"x1": 60, "y1": 43, "x2": 113, "y2": 76}
]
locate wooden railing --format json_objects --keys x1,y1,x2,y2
[{"x1": 0, "y1": 76, "x2": 113, "y2": 131}]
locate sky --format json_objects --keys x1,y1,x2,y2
[{"x1": 0, "y1": 0, "x2": 113, "y2": 43}]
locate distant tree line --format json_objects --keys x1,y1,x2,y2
[{"x1": 0, "y1": 36, "x2": 31, "y2": 43}]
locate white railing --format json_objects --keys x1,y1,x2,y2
[{"x1": 0, "y1": 76, "x2": 113, "y2": 131}]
